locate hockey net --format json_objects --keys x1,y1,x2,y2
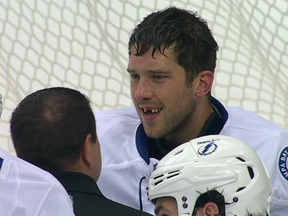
[{"x1": 0, "y1": 0, "x2": 287, "y2": 153}]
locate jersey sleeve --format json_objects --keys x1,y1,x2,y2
[{"x1": 37, "y1": 184, "x2": 75, "y2": 216}]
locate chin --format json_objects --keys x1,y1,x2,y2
[
  {"x1": 143, "y1": 127, "x2": 162, "y2": 139},
  {"x1": 146, "y1": 133, "x2": 160, "y2": 139}
]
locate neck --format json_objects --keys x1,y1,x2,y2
[
  {"x1": 161, "y1": 103, "x2": 214, "y2": 150},
  {"x1": 67, "y1": 161, "x2": 96, "y2": 181}
]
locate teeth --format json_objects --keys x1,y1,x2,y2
[
  {"x1": 142, "y1": 108, "x2": 161, "y2": 113},
  {"x1": 151, "y1": 109, "x2": 158, "y2": 113}
]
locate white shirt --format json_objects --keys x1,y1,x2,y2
[
  {"x1": 95, "y1": 102, "x2": 288, "y2": 216},
  {"x1": 0, "y1": 148, "x2": 75, "y2": 216}
]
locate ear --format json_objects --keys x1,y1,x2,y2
[
  {"x1": 195, "y1": 70, "x2": 214, "y2": 98},
  {"x1": 82, "y1": 134, "x2": 93, "y2": 167},
  {"x1": 203, "y1": 202, "x2": 219, "y2": 216}
]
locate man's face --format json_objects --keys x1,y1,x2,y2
[
  {"x1": 127, "y1": 46, "x2": 198, "y2": 140},
  {"x1": 155, "y1": 197, "x2": 206, "y2": 216},
  {"x1": 154, "y1": 197, "x2": 178, "y2": 216}
]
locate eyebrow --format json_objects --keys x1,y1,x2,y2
[
  {"x1": 126, "y1": 68, "x2": 135, "y2": 73},
  {"x1": 148, "y1": 70, "x2": 171, "y2": 75},
  {"x1": 126, "y1": 68, "x2": 171, "y2": 75}
]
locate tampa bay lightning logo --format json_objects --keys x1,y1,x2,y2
[
  {"x1": 198, "y1": 142, "x2": 218, "y2": 156},
  {"x1": 278, "y1": 146, "x2": 288, "y2": 181}
]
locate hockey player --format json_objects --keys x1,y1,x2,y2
[
  {"x1": 149, "y1": 135, "x2": 272, "y2": 216},
  {"x1": 95, "y1": 6, "x2": 288, "y2": 216}
]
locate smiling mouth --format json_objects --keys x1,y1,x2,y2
[{"x1": 142, "y1": 108, "x2": 162, "y2": 115}]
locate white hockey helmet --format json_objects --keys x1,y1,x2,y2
[{"x1": 149, "y1": 135, "x2": 273, "y2": 216}]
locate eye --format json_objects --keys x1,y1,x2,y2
[
  {"x1": 156, "y1": 211, "x2": 171, "y2": 216},
  {"x1": 151, "y1": 75, "x2": 168, "y2": 82},
  {"x1": 129, "y1": 73, "x2": 140, "y2": 80},
  {"x1": 152, "y1": 75, "x2": 165, "y2": 80},
  {"x1": 159, "y1": 213, "x2": 170, "y2": 216}
]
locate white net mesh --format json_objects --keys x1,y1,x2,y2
[{"x1": 0, "y1": 0, "x2": 287, "y2": 153}]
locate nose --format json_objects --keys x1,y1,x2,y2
[{"x1": 134, "y1": 79, "x2": 153, "y2": 101}]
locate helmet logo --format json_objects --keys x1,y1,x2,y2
[
  {"x1": 278, "y1": 146, "x2": 288, "y2": 181},
  {"x1": 198, "y1": 142, "x2": 218, "y2": 156}
]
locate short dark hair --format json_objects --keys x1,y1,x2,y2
[
  {"x1": 128, "y1": 6, "x2": 218, "y2": 84},
  {"x1": 192, "y1": 189, "x2": 269, "y2": 216},
  {"x1": 192, "y1": 190, "x2": 225, "y2": 216},
  {"x1": 10, "y1": 87, "x2": 96, "y2": 173}
]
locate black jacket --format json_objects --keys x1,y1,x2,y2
[{"x1": 54, "y1": 171, "x2": 152, "y2": 216}]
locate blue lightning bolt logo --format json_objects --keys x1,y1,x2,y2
[{"x1": 198, "y1": 142, "x2": 218, "y2": 156}]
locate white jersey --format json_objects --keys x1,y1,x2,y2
[
  {"x1": 96, "y1": 100, "x2": 288, "y2": 216},
  {"x1": 0, "y1": 148, "x2": 75, "y2": 216}
]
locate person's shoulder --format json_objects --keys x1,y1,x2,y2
[
  {"x1": 0, "y1": 148, "x2": 74, "y2": 215},
  {"x1": 70, "y1": 182, "x2": 152, "y2": 216},
  {"x1": 223, "y1": 105, "x2": 288, "y2": 162},
  {"x1": 0, "y1": 148, "x2": 64, "y2": 186},
  {"x1": 16, "y1": 156, "x2": 63, "y2": 184},
  {"x1": 224, "y1": 105, "x2": 287, "y2": 136},
  {"x1": 100, "y1": 197, "x2": 152, "y2": 216}
]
